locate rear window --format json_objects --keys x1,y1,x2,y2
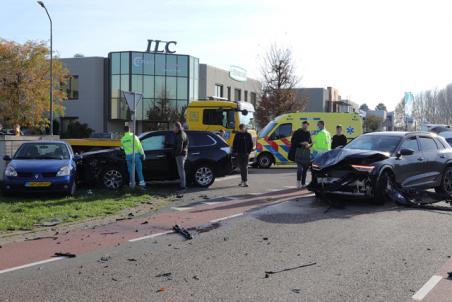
[
  {"x1": 345, "y1": 135, "x2": 401, "y2": 153},
  {"x1": 188, "y1": 133, "x2": 216, "y2": 147}
]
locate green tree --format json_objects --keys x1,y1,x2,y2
[
  {"x1": 0, "y1": 39, "x2": 69, "y2": 128},
  {"x1": 359, "y1": 103, "x2": 369, "y2": 112},
  {"x1": 375, "y1": 102, "x2": 387, "y2": 111}
]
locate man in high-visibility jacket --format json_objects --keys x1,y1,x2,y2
[
  {"x1": 120, "y1": 125, "x2": 146, "y2": 187},
  {"x1": 312, "y1": 120, "x2": 331, "y2": 159}
]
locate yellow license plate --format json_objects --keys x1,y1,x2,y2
[{"x1": 25, "y1": 182, "x2": 52, "y2": 187}]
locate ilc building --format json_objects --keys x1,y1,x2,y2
[{"x1": 60, "y1": 39, "x2": 261, "y2": 135}]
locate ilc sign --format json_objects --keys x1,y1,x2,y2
[{"x1": 146, "y1": 39, "x2": 177, "y2": 54}]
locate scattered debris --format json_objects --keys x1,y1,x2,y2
[
  {"x1": 224, "y1": 237, "x2": 229, "y2": 241},
  {"x1": 0, "y1": 245, "x2": 2, "y2": 248},
  {"x1": 264, "y1": 262, "x2": 316, "y2": 277},
  {"x1": 176, "y1": 193, "x2": 184, "y2": 198},
  {"x1": 141, "y1": 221, "x2": 149, "y2": 225},
  {"x1": 127, "y1": 258, "x2": 137, "y2": 262},
  {"x1": 135, "y1": 229, "x2": 139, "y2": 232},
  {"x1": 173, "y1": 225, "x2": 193, "y2": 240},
  {"x1": 116, "y1": 218, "x2": 126, "y2": 221},
  {"x1": 128, "y1": 213, "x2": 134, "y2": 217},
  {"x1": 263, "y1": 237, "x2": 268, "y2": 241},
  {"x1": 193, "y1": 275, "x2": 200, "y2": 280},
  {"x1": 195, "y1": 222, "x2": 220, "y2": 234},
  {"x1": 155, "y1": 272, "x2": 172, "y2": 278},
  {"x1": 291, "y1": 289, "x2": 301, "y2": 294},
  {"x1": 156, "y1": 288, "x2": 166, "y2": 293},
  {"x1": 112, "y1": 277, "x2": 118, "y2": 281},
  {"x1": 100, "y1": 232, "x2": 119, "y2": 235},
  {"x1": 448, "y1": 272, "x2": 452, "y2": 280},
  {"x1": 99, "y1": 255, "x2": 111, "y2": 262},
  {"x1": 53, "y1": 252, "x2": 76, "y2": 258},
  {"x1": 25, "y1": 236, "x2": 58, "y2": 241},
  {"x1": 427, "y1": 248, "x2": 432, "y2": 251}
]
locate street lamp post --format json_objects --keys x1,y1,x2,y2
[{"x1": 37, "y1": 1, "x2": 53, "y2": 135}]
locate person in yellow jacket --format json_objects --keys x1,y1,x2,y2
[
  {"x1": 120, "y1": 125, "x2": 146, "y2": 187},
  {"x1": 311, "y1": 120, "x2": 331, "y2": 159}
]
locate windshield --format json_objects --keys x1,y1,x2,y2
[
  {"x1": 258, "y1": 121, "x2": 276, "y2": 138},
  {"x1": 344, "y1": 135, "x2": 401, "y2": 153},
  {"x1": 239, "y1": 111, "x2": 255, "y2": 130},
  {"x1": 14, "y1": 143, "x2": 70, "y2": 160}
]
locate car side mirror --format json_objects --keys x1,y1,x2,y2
[
  {"x1": 397, "y1": 148, "x2": 414, "y2": 158},
  {"x1": 3, "y1": 155, "x2": 11, "y2": 161}
]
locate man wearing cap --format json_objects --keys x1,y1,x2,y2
[
  {"x1": 290, "y1": 121, "x2": 312, "y2": 189},
  {"x1": 331, "y1": 124, "x2": 347, "y2": 149}
]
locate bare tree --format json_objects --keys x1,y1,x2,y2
[
  {"x1": 256, "y1": 44, "x2": 306, "y2": 127},
  {"x1": 412, "y1": 85, "x2": 452, "y2": 126}
]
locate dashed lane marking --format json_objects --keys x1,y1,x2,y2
[
  {"x1": 128, "y1": 231, "x2": 174, "y2": 243},
  {"x1": 202, "y1": 201, "x2": 225, "y2": 205},
  {"x1": 0, "y1": 257, "x2": 66, "y2": 275},
  {"x1": 171, "y1": 207, "x2": 193, "y2": 211},
  {"x1": 210, "y1": 213, "x2": 244, "y2": 223},
  {"x1": 248, "y1": 192, "x2": 264, "y2": 195},
  {"x1": 412, "y1": 275, "x2": 443, "y2": 301},
  {"x1": 266, "y1": 188, "x2": 281, "y2": 192}
]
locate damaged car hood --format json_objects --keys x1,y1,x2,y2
[{"x1": 312, "y1": 148, "x2": 390, "y2": 170}]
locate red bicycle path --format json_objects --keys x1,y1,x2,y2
[{"x1": 0, "y1": 189, "x2": 308, "y2": 272}]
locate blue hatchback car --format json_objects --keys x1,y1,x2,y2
[{"x1": 3, "y1": 141, "x2": 79, "y2": 196}]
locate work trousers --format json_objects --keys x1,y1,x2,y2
[
  {"x1": 296, "y1": 162, "x2": 309, "y2": 185},
  {"x1": 176, "y1": 155, "x2": 187, "y2": 189},
  {"x1": 125, "y1": 153, "x2": 144, "y2": 184},
  {"x1": 237, "y1": 153, "x2": 249, "y2": 182}
]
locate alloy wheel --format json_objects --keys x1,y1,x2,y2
[
  {"x1": 258, "y1": 154, "x2": 272, "y2": 168},
  {"x1": 443, "y1": 169, "x2": 452, "y2": 195},
  {"x1": 195, "y1": 166, "x2": 213, "y2": 186},
  {"x1": 103, "y1": 169, "x2": 123, "y2": 190}
]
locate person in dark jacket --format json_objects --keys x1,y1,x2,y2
[
  {"x1": 290, "y1": 121, "x2": 312, "y2": 189},
  {"x1": 173, "y1": 122, "x2": 189, "y2": 190},
  {"x1": 232, "y1": 123, "x2": 253, "y2": 187},
  {"x1": 331, "y1": 125, "x2": 347, "y2": 149}
]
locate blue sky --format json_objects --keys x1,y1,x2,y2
[{"x1": 2, "y1": 0, "x2": 452, "y2": 110}]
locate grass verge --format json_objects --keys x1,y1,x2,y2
[{"x1": 0, "y1": 189, "x2": 166, "y2": 232}]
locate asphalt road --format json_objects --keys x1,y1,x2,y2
[{"x1": 1, "y1": 168, "x2": 452, "y2": 302}]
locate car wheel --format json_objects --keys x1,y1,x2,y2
[
  {"x1": 435, "y1": 166, "x2": 452, "y2": 197},
  {"x1": 192, "y1": 165, "x2": 215, "y2": 187},
  {"x1": 101, "y1": 168, "x2": 125, "y2": 190},
  {"x1": 257, "y1": 153, "x2": 273, "y2": 169},
  {"x1": 373, "y1": 171, "x2": 393, "y2": 205}
]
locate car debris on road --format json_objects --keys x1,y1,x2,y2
[
  {"x1": 173, "y1": 224, "x2": 193, "y2": 240},
  {"x1": 265, "y1": 262, "x2": 317, "y2": 278}
]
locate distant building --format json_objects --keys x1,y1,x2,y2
[{"x1": 293, "y1": 87, "x2": 356, "y2": 113}]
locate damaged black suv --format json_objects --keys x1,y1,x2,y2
[{"x1": 309, "y1": 132, "x2": 452, "y2": 204}]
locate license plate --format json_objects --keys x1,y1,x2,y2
[{"x1": 25, "y1": 182, "x2": 52, "y2": 188}]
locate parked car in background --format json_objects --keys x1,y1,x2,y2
[
  {"x1": 2, "y1": 141, "x2": 79, "y2": 196},
  {"x1": 309, "y1": 132, "x2": 452, "y2": 204},
  {"x1": 78, "y1": 131, "x2": 233, "y2": 189}
]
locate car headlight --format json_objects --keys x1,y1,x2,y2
[
  {"x1": 5, "y1": 165, "x2": 17, "y2": 177},
  {"x1": 57, "y1": 165, "x2": 72, "y2": 176},
  {"x1": 351, "y1": 164, "x2": 375, "y2": 173},
  {"x1": 221, "y1": 147, "x2": 231, "y2": 154}
]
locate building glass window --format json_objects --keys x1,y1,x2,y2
[
  {"x1": 227, "y1": 87, "x2": 231, "y2": 101},
  {"x1": 250, "y1": 92, "x2": 257, "y2": 106},
  {"x1": 143, "y1": 53, "x2": 154, "y2": 75},
  {"x1": 64, "y1": 75, "x2": 79, "y2": 100},
  {"x1": 177, "y1": 78, "x2": 187, "y2": 99},
  {"x1": 120, "y1": 52, "x2": 129, "y2": 74},
  {"x1": 111, "y1": 53, "x2": 120, "y2": 74},
  {"x1": 234, "y1": 88, "x2": 241, "y2": 101},
  {"x1": 120, "y1": 75, "x2": 129, "y2": 91},
  {"x1": 166, "y1": 77, "x2": 177, "y2": 99},
  {"x1": 155, "y1": 54, "x2": 166, "y2": 76},
  {"x1": 143, "y1": 76, "x2": 154, "y2": 98},
  {"x1": 166, "y1": 55, "x2": 177, "y2": 76},
  {"x1": 177, "y1": 56, "x2": 188, "y2": 77},
  {"x1": 111, "y1": 75, "x2": 120, "y2": 98},
  {"x1": 155, "y1": 76, "x2": 166, "y2": 99},
  {"x1": 244, "y1": 90, "x2": 248, "y2": 102},
  {"x1": 131, "y1": 52, "x2": 143, "y2": 74},
  {"x1": 131, "y1": 75, "x2": 143, "y2": 94},
  {"x1": 214, "y1": 84, "x2": 223, "y2": 98}
]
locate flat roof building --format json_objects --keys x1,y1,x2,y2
[{"x1": 60, "y1": 50, "x2": 260, "y2": 135}]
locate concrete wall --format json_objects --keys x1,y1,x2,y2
[
  {"x1": 60, "y1": 57, "x2": 107, "y2": 133},
  {"x1": 0, "y1": 136, "x2": 59, "y2": 180},
  {"x1": 198, "y1": 64, "x2": 261, "y2": 106},
  {"x1": 294, "y1": 88, "x2": 328, "y2": 112}
]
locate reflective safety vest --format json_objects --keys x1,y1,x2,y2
[
  {"x1": 312, "y1": 129, "x2": 332, "y2": 154},
  {"x1": 120, "y1": 132, "x2": 144, "y2": 155}
]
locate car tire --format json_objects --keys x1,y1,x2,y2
[
  {"x1": 257, "y1": 153, "x2": 273, "y2": 169},
  {"x1": 373, "y1": 170, "x2": 393, "y2": 205},
  {"x1": 435, "y1": 166, "x2": 452, "y2": 198},
  {"x1": 100, "y1": 167, "x2": 125, "y2": 190},
  {"x1": 192, "y1": 164, "x2": 216, "y2": 188}
]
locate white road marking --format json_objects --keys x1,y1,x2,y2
[
  {"x1": 215, "y1": 175, "x2": 240, "y2": 182},
  {"x1": 0, "y1": 257, "x2": 66, "y2": 275},
  {"x1": 128, "y1": 231, "x2": 173, "y2": 243},
  {"x1": 248, "y1": 192, "x2": 263, "y2": 195},
  {"x1": 284, "y1": 186, "x2": 297, "y2": 189},
  {"x1": 171, "y1": 207, "x2": 193, "y2": 211},
  {"x1": 412, "y1": 275, "x2": 443, "y2": 301},
  {"x1": 210, "y1": 213, "x2": 243, "y2": 223},
  {"x1": 202, "y1": 201, "x2": 224, "y2": 205},
  {"x1": 266, "y1": 188, "x2": 281, "y2": 192}
]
